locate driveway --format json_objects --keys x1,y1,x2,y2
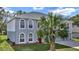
[{"x1": 55, "y1": 39, "x2": 79, "y2": 49}]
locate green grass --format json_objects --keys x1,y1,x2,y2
[
  {"x1": 0, "y1": 35, "x2": 14, "y2": 51},
  {"x1": 0, "y1": 41, "x2": 14, "y2": 51},
  {"x1": 12, "y1": 44, "x2": 50, "y2": 51},
  {"x1": 0, "y1": 35, "x2": 79, "y2": 51},
  {"x1": 72, "y1": 38, "x2": 79, "y2": 42},
  {"x1": 0, "y1": 35, "x2": 7, "y2": 39},
  {"x1": 56, "y1": 43, "x2": 79, "y2": 51},
  {"x1": 11, "y1": 43, "x2": 79, "y2": 51}
]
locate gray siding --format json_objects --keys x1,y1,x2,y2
[
  {"x1": 7, "y1": 12, "x2": 46, "y2": 44},
  {"x1": 15, "y1": 18, "x2": 38, "y2": 44},
  {"x1": 72, "y1": 33, "x2": 79, "y2": 38},
  {"x1": 7, "y1": 31, "x2": 16, "y2": 42}
]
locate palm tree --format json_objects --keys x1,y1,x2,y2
[
  {"x1": 37, "y1": 12, "x2": 64, "y2": 51},
  {"x1": 58, "y1": 23, "x2": 68, "y2": 40}
]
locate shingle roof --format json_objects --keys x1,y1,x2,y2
[{"x1": 7, "y1": 12, "x2": 47, "y2": 23}]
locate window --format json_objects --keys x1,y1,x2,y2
[
  {"x1": 29, "y1": 33, "x2": 33, "y2": 41},
  {"x1": 20, "y1": 20, "x2": 25, "y2": 28},
  {"x1": 29, "y1": 33, "x2": 32, "y2": 37},
  {"x1": 28, "y1": 20, "x2": 34, "y2": 28},
  {"x1": 29, "y1": 24, "x2": 33, "y2": 28},
  {"x1": 38, "y1": 22, "x2": 40, "y2": 28},
  {"x1": 29, "y1": 38, "x2": 32, "y2": 41},
  {"x1": 20, "y1": 33, "x2": 24, "y2": 42}
]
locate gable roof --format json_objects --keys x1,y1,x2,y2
[{"x1": 7, "y1": 12, "x2": 47, "y2": 23}]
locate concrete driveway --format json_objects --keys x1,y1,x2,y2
[{"x1": 55, "y1": 40, "x2": 79, "y2": 49}]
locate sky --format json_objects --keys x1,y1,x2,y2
[{"x1": 4, "y1": 7, "x2": 79, "y2": 17}]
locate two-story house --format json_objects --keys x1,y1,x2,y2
[
  {"x1": 7, "y1": 12, "x2": 47, "y2": 44},
  {"x1": 7, "y1": 12, "x2": 79, "y2": 44}
]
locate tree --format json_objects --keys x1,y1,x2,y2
[
  {"x1": 37, "y1": 13, "x2": 64, "y2": 51},
  {"x1": 58, "y1": 23, "x2": 68, "y2": 40},
  {"x1": 0, "y1": 8, "x2": 5, "y2": 34},
  {"x1": 16, "y1": 10, "x2": 27, "y2": 15},
  {"x1": 70, "y1": 14, "x2": 79, "y2": 26},
  {"x1": 0, "y1": 8, "x2": 7, "y2": 34},
  {"x1": 37, "y1": 29, "x2": 44, "y2": 43}
]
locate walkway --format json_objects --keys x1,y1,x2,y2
[{"x1": 55, "y1": 40, "x2": 79, "y2": 49}]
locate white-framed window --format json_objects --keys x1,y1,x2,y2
[
  {"x1": 19, "y1": 33, "x2": 25, "y2": 42},
  {"x1": 19, "y1": 19, "x2": 26, "y2": 29},
  {"x1": 28, "y1": 20, "x2": 34, "y2": 29},
  {"x1": 29, "y1": 33, "x2": 33, "y2": 41}
]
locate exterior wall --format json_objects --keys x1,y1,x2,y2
[
  {"x1": 7, "y1": 31, "x2": 16, "y2": 42},
  {"x1": 68, "y1": 21, "x2": 79, "y2": 39},
  {"x1": 72, "y1": 33, "x2": 79, "y2": 37},
  {"x1": 7, "y1": 19, "x2": 16, "y2": 42},
  {"x1": 7, "y1": 19, "x2": 15, "y2": 31},
  {"x1": 72, "y1": 25, "x2": 79, "y2": 32},
  {"x1": 15, "y1": 18, "x2": 38, "y2": 44},
  {"x1": 7, "y1": 12, "x2": 47, "y2": 44}
]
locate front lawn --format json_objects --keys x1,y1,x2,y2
[
  {"x1": 72, "y1": 38, "x2": 79, "y2": 42},
  {"x1": 0, "y1": 41, "x2": 14, "y2": 51},
  {"x1": 11, "y1": 43, "x2": 79, "y2": 51},
  {"x1": 0, "y1": 35, "x2": 14, "y2": 51},
  {"x1": 0, "y1": 35, "x2": 7, "y2": 42},
  {"x1": 12, "y1": 44, "x2": 50, "y2": 51},
  {"x1": 56, "y1": 43, "x2": 79, "y2": 51}
]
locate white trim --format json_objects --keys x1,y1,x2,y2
[
  {"x1": 19, "y1": 32, "x2": 26, "y2": 44},
  {"x1": 19, "y1": 19, "x2": 26, "y2": 29},
  {"x1": 28, "y1": 19, "x2": 34, "y2": 29},
  {"x1": 28, "y1": 32, "x2": 34, "y2": 43}
]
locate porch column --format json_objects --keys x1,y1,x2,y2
[{"x1": 68, "y1": 21, "x2": 72, "y2": 40}]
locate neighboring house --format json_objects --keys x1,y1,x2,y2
[
  {"x1": 7, "y1": 12, "x2": 47, "y2": 44},
  {"x1": 64, "y1": 20, "x2": 73, "y2": 40},
  {"x1": 72, "y1": 24, "x2": 79, "y2": 38},
  {"x1": 65, "y1": 20, "x2": 79, "y2": 39}
]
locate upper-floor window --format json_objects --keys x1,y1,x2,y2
[
  {"x1": 29, "y1": 24, "x2": 33, "y2": 28},
  {"x1": 20, "y1": 19, "x2": 25, "y2": 29},
  {"x1": 38, "y1": 22, "x2": 40, "y2": 28},
  {"x1": 28, "y1": 20, "x2": 34, "y2": 29}
]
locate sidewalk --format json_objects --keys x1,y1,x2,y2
[{"x1": 55, "y1": 40, "x2": 79, "y2": 49}]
